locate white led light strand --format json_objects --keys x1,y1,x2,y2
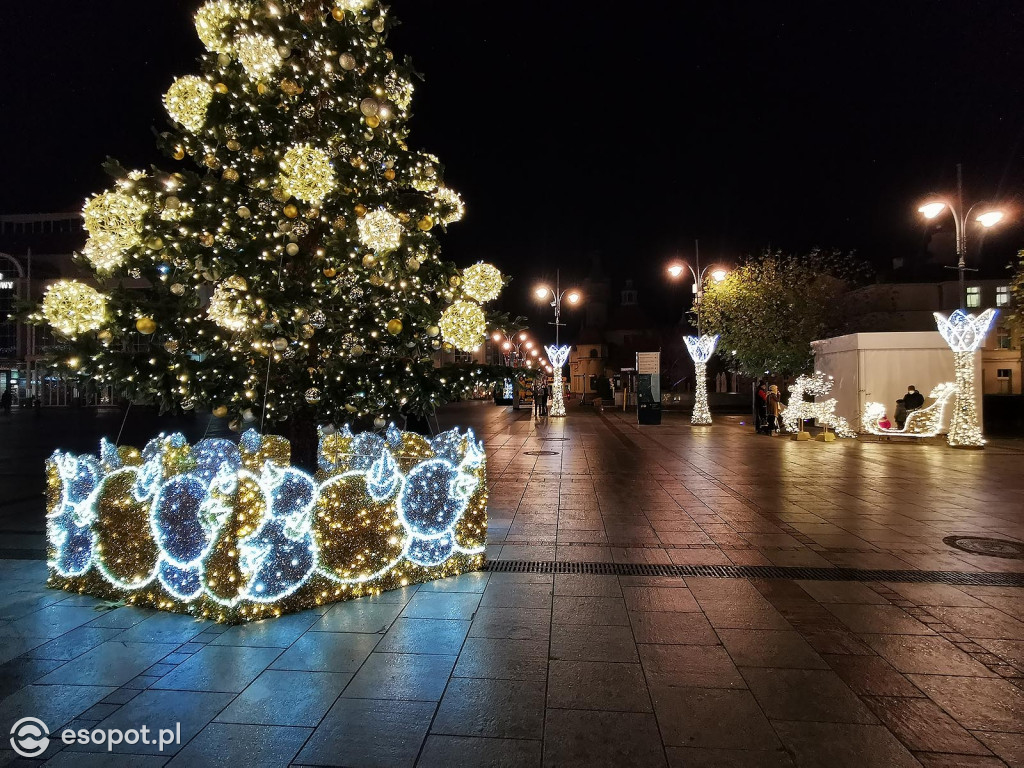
[
  {"x1": 545, "y1": 345, "x2": 571, "y2": 418},
  {"x1": 684, "y1": 334, "x2": 718, "y2": 425}
]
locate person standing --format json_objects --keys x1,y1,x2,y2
[
  {"x1": 767, "y1": 385, "x2": 784, "y2": 434},
  {"x1": 754, "y1": 381, "x2": 769, "y2": 434},
  {"x1": 539, "y1": 378, "x2": 549, "y2": 417},
  {"x1": 0, "y1": 388, "x2": 11, "y2": 417},
  {"x1": 533, "y1": 377, "x2": 542, "y2": 417}
]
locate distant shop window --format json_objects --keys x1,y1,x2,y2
[
  {"x1": 996, "y1": 286, "x2": 1010, "y2": 307},
  {"x1": 454, "y1": 350, "x2": 473, "y2": 364},
  {"x1": 589, "y1": 348, "x2": 598, "y2": 358},
  {"x1": 997, "y1": 369, "x2": 1011, "y2": 379},
  {"x1": 997, "y1": 328, "x2": 1011, "y2": 350},
  {"x1": 966, "y1": 286, "x2": 981, "y2": 308}
]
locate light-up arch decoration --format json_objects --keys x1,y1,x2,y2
[
  {"x1": 46, "y1": 425, "x2": 487, "y2": 623},
  {"x1": 684, "y1": 334, "x2": 718, "y2": 425},
  {"x1": 934, "y1": 309, "x2": 997, "y2": 448},
  {"x1": 545, "y1": 345, "x2": 571, "y2": 417}
]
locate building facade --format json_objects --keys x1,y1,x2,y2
[
  {"x1": 845, "y1": 280, "x2": 1020, "y2": 395},
  {"x1": 0, "y1": 213, "x2": 89, "y2": 405}
]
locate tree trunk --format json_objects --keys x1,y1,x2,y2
[{"x1": 284, "y1": 412, "x2": 319, "y2": 473}]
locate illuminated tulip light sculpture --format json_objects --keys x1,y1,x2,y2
[
  {"x1": 684, "y1": 334, "x2": 719, "y2": 425},
  {"x1": 934, "y1": 309, "x2": 997, "y2": 448},
  {"x1": 46, "y1": 426, "x2": 487, "y2": 623},
  {"x1": 545, "y1": 345, "x2": 571, "y2": 417}
]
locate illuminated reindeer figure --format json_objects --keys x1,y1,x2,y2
[{"x1": 781, "y1": 372, "x2": 857, "y2": 439}]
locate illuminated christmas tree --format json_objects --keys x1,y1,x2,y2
[{"x1": 33, "y1": 0, "x2": 507, "y2": 467}]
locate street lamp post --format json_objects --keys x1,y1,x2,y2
[
  {"x1": 535, "y1": 271, "x2": 581, "y2": 418},
  {"x1": 491, "y1": 331, "x2": 533, "y2": 368},
  {"x1": 918, "y1": 164, "x2": 1006, "y2": 310},
  {"x1": 534, "y1": 270, "x2": 581, "y2": 347},
  {"x1": 667, "y1": 242, "x2": 728, "y2": 425}
]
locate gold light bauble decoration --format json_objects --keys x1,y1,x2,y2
[
  {"x1": 163, "y1": 76, "x2": 214, "y2": 134},
  {"x1": 236, "y1": 34, "x2": 283, "y2": 81},
  {"x1": 81, "y1": 232, "x2": 126, "y2": 273},
  {"x1": 387, "y1": 319, "x2": 403, "y2": 335},
  {"x1": 335, "y1": 0, "x2": 376, "y2": 12},
  {"x1": 433, "y1": 186, "x2": 466, "y2": 225},
  {"x1": 135, "y1": 317, "x2": 157, "y2": 335},
  {"x1": 358, "y1": 208, "x2": 403, "y2": 252},
  {"x1": 417, "y1": 216, "x2": 434, "y2": 231},
  {"x1": 279, "y1": 143, "x2": 337, "y2": 204},
  {"x1": 461, "y1": 262, "x2": 504, "y2": 303},
  {"x1": 83, "y1": 191, "x2": 148, "y2": 254},
  {"x1": 208, "y1": 280, "x2": 256, "y2": 332},
  {"x1": 439, "y1": 300, "x2": 486, "y2": 352},
  {"x1": 41, "y1": 281, "x2": 108, "y2": 337},
  {"x1": 195, "y1": 0, "x2": 240, "y2": 54}
]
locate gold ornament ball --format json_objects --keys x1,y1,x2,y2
[
  {"x1": 417, "y1": 216, "x2": 434, "y2": 231},
  {"x1": 354, "y1": 204, "x2": 368, "y2": 217},
  {"x1": 164, "y1": 196, "x2": 181, "y2": 210},
  {"x1": 284, "y1": 204, "x2": 299, "y2": 218},
  {"x1": 372, "y1": 16, "x2": 386, "y2": 33},
  {"x1": 170, "y1": 283, "x2": 186, "y2": 296},
  {"x1": 339, "y1": 52, "x2": 357, "y2": 70},
  {"x1": 350, "y1": 345, "x2": 364, "y2": 357},
  {"x1": 331, "y1": 7, "x2": 346, "y2": 21},
  {"x1": 323, "y1": 267, "x2": 337, "y2": 278},
  {"x1": 213, "y1": 405, "x2": 229, "y2": 418},
  {"x1": 449, "y1": 275, "x2": 461, "y2": 287},
  {"x1": 362, "y1": 254, "x2": 377, "y2": 268},
  {"x1": 272, "y1": 337, "x2": 289, "y2": 352},
  {"x1": 172, "y1": 146, "x2": 186, "y2": 160},
  {"x1": 222, "y1": 168, "x2": 239, "y2": 182},
  {"x1": 136, "y1": 317, "x2": 158, "y2": 335},
  {"x1": 426, "y1": 324, "x2": 440, "y2": 337},
  {"x1": 383, "y1": 168, "x2": 396, "y2": 180},
  {"x1": 199, "y1": 232, "x2": 215, "y2": 247},
  {"x1": 217, "y1": 53, "x2": 231, "y2": 67},
  {"x1": 373, "y1": 416, "x2": 387, "y2": 429},
  {"x1": 237, "y1": 206, "x2": 251, "y2": 218},
  {"x1": 286, "y1": 243, "x2": 300, "y2": 257},
  {"x1": 98, "y1": 329, "x2": 114, "y2": 345},
  {"x1": 387, "y1": 319, "x2": 403, "y2": 335},
  {"x1": 164, "y1": 340, "x2": 179, "y2": 354},
  {"x1": 227, "y1": 139, "x2": 241, "y2": 151},
  {"x1": 368, "y1": 275, "x2": 384, "y2": 286},
  {"x1": 360, "y1": 97, "x2": 379, "y2": 117}
]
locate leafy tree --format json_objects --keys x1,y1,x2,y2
[
  {"x1": 700, "y1": 248, "x2": 872, "y2": 377},
  {"x1": 30, "y1": 0, "x2": 508, "y2": 467}
]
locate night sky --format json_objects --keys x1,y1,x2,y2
[{"x1": 3, "y1": 2, "x2": 1024, "y2": 339}]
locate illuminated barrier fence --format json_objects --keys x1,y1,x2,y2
[{"x1": 46, "y1": 425, "x2": 487, "y2": 623}]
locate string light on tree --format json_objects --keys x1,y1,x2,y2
[
  {"x1": 461, "y1": 263, "x2": 503, "y2": 303},
  {"x1": 440, "y1": 300, "x2": 486, "y2": 352},
  {"x1": 279, "y1": 144, "x2": 336, "y2": 204},
  {"x1": 83, "y1": 191, "x2": 148, "y2": 254},
  {"x1": 433, "y1": 187, "x2": 465, "y2": 225},
  {"x1": 194, "y1": 0, "x2": 241, "y2": 54},
  {"x1": 163, "y1": 76, "x2": 214, "y2": 134},
  {"x1": 40, "y1": 281, "x2": 108, "y2": 337},
  {"x1": 934, "y1": 309, "x2": 997, "y2": 448},
  {"x1": 235, "y1": 34, "x2": 282, "y2": 81},
  {"x1": 357, "y1": 208, "x2": 403, "y2": 252},
  {"x1": 684, "y1": 334, "x2": 718, "y2": 425}
]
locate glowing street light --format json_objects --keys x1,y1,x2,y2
[
  {"x1": 665, "y1": 241, "x2": 727, "y2": 337},
  {"x1": 916, "y1": 164, "x2": 1007, "y2": 310},
  {"x1": 534, "y1": 269, "x2": 582, "y2": 347},
  {"x1": 493, "y1": 329, "x2": 533, "y2": 368}
]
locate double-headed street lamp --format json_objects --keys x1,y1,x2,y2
[
  {"x1": 666, "y1": 241, "x2": 728, "y2": 425},
  {"x1": 534, "y1": 270, "x2": 581, "y2": 347},
  {"x1": 917, "y1": 164, "x2": 1006, "y2": 311},
  {"x1": 666, "y1": 241, "x2": 728, "y2": 336}
]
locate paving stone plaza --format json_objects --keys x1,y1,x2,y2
[{"x1": 1, "y1": 402, "x2": 1023, "y2": 766}]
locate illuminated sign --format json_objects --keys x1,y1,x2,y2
[{"x1": 0, "y1": 273, "x2": 13, "y2": 290}]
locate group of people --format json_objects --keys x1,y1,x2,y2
[
  {"x1": 533, "y1": 377, "x2": 549, "y2": 417},
  {"x1": 754, "y1": 381, "x2": 785, "y2": 435},
  {"x1": 877, "y1": 385, "x2": 924, "y2": 430}
]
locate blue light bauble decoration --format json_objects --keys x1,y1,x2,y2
[
  {"x1": 152, "y1": 474, "x2": 215, "y2": 566},
  {"x1": 158, "y1": 557, "x2": 204, "y2": 601},
  {"x1": 407, "y1": 532, "x2": 455, "y2": 567},
  {"x1": 48, "y1": 513, "x2": 95, "y2": 577},
  {"x1": 397, "y1": 458, "x2": 473, "y2": 538},
  {"x1": 349, "y1": 431, "x2": 385, "y2": 471},
  {"x1": 193, "y1": 439, "x2": 242, "y2": 483},
  {"x1": 241, "y1": 518, "x2": 317, "y2": 603}
]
